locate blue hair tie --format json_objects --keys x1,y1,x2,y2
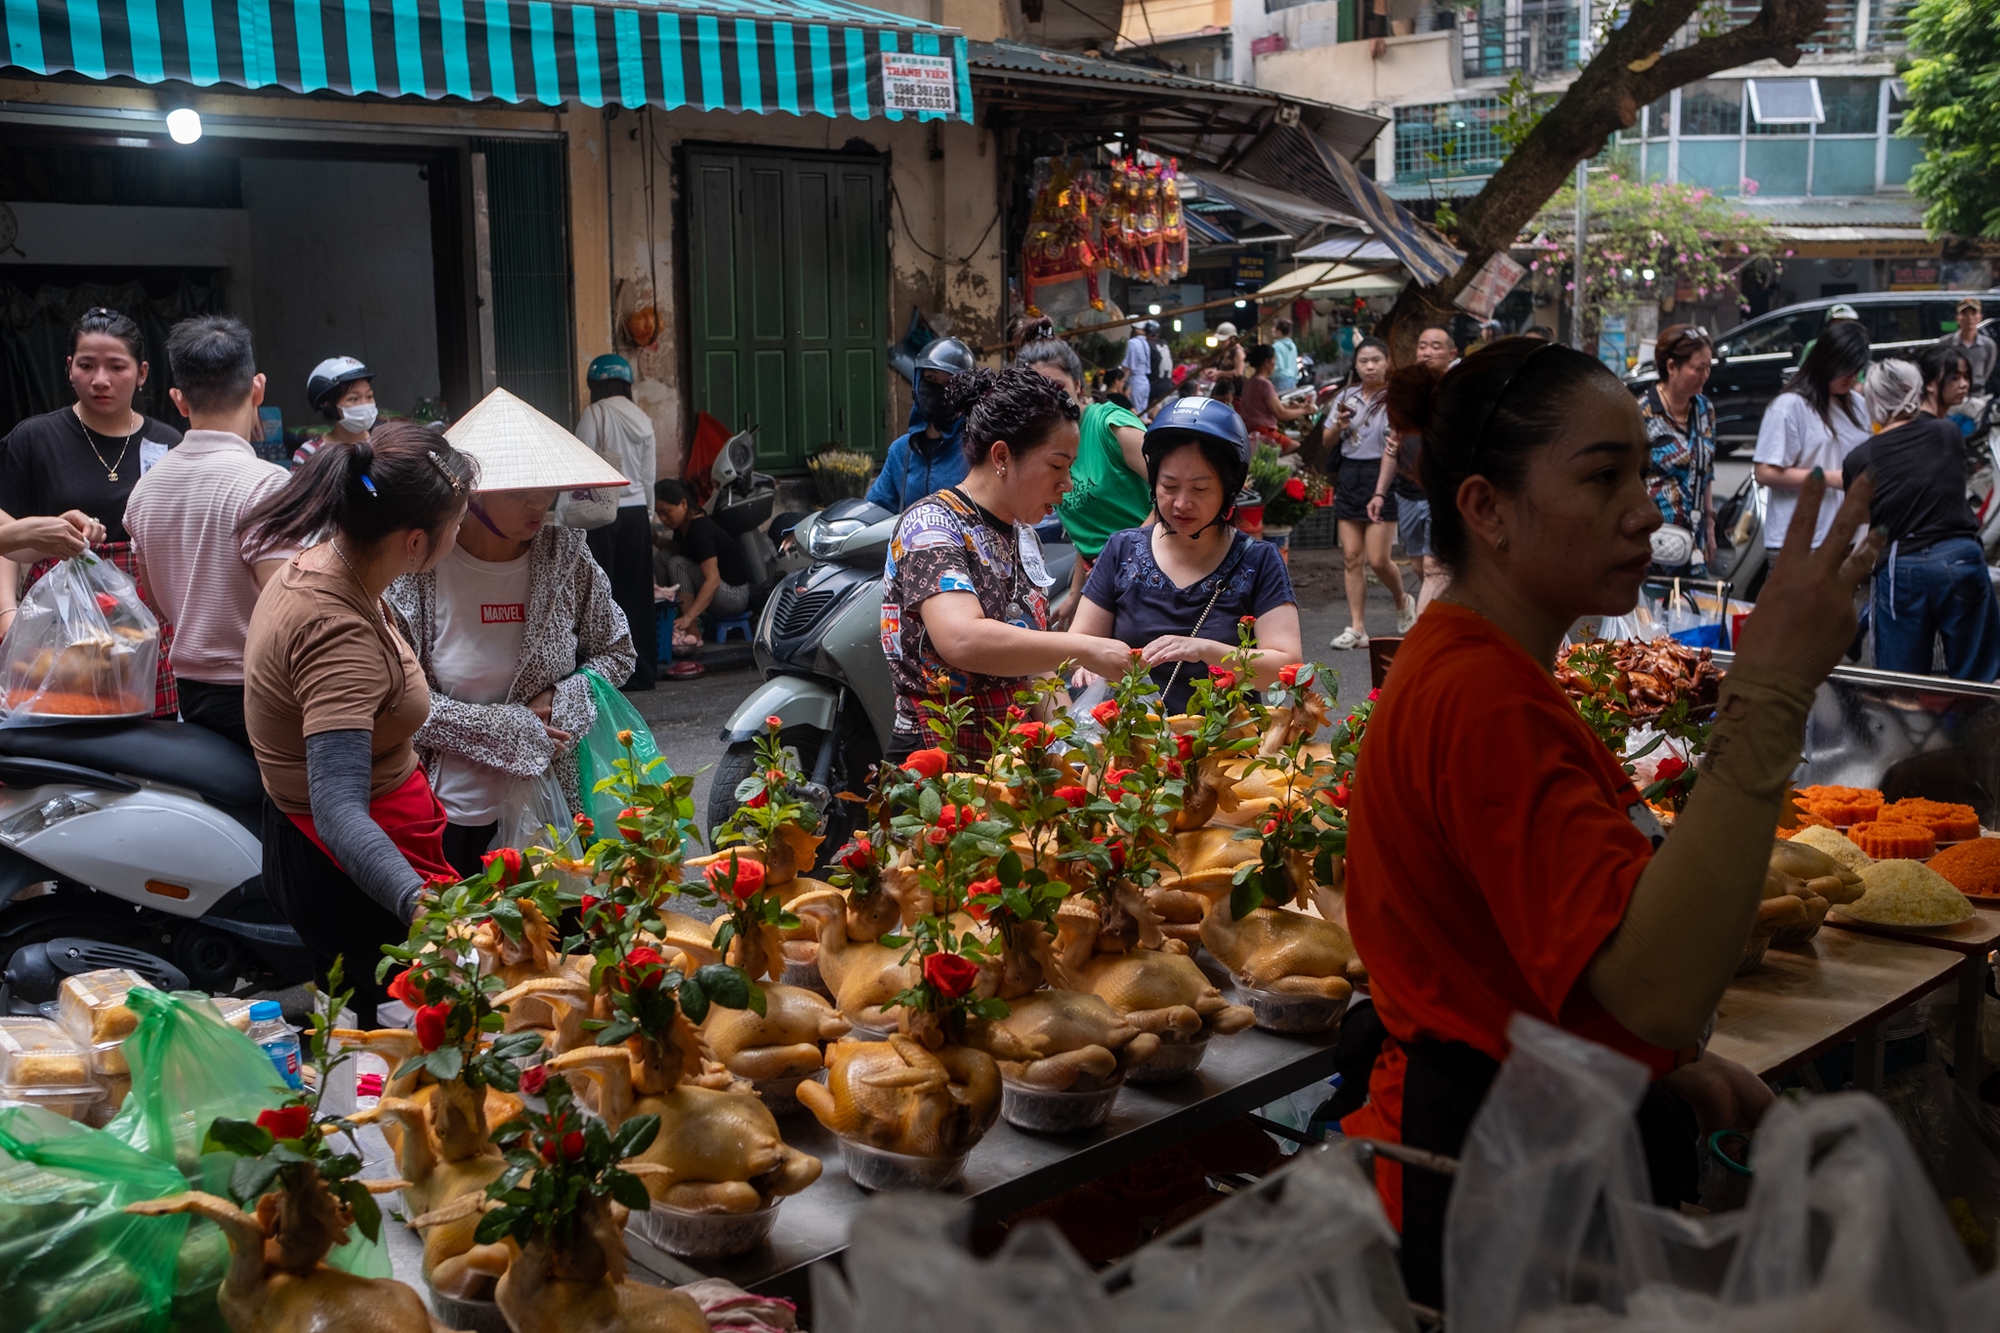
[{"x1": 360, "y1": 474, "x2": 378, "y2": 497}]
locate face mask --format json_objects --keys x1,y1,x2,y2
[
  {"x1": 340, "y1": 403, "x2": 378, "y2": 435},
  {"x1": 914, "y1": 381, "x2": 955, "y2": 427}
]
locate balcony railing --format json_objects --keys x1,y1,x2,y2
[
  {"x1": 1461, "y1": 1, "x2": 1579, "y2": 80},
  {"x1": 1667, "y1": 0, "x2": 1909, "y2": 55}
]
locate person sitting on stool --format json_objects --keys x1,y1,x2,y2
[{"x1": 653, "y1": 478, "x2": 751, "y2": 645}]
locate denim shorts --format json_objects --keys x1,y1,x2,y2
[{"x1": 1398, "y1": 494, "x2": 1432, "y2": 559}]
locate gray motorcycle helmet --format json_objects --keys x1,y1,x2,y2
[
  {"x1": 914, "y1": 337, "x2": 975, "y2": 378},
  {"x1": 307, "y1": 356, "x2": 373, "y2": 420}
]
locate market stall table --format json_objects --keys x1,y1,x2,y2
[
  {"x1": 622, "y1": 1018, "x2": 1343, "y2": 1307},
  {"x1": 1709, "y1": 928, "x2": 1965, "y2": 1094},
  {"x1": 1823, "y1": 904, "x2": 2000, "y2": 1091}
]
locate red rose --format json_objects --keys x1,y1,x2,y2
[
  {"x1": 1165, "y1": 758, "x2": 1184, "y2": 778},
  {"x1": 573, "y1": 813, "x2": 594, "y2": 838},
  {"x1": 1654, "y1": 756, "x2": 1689, "y2": 784},
  {"x1": 937, "y1": 804, "x2": 977, "y2": 833},
  {"x1": 1332, "y1": 783, "x2": 1351, "y2": 809},
  {"x1": 1012, "y1": 721, "x2": 1048, "y2": 746},
  {"x1": 1239, "y1": 614, "x2": 1255, "y2": 626},
  {"x1": 1090, "y1": 700, "x2": 1119, "y2": 726},
  {"x1": 745, "y1": 790, "x2": 769, "y2": 809},
  {"x1": 619, "y1": 946, "x2": 668, "y2": 991},
  {"x1": 1105, "y1": 768, "x2": 1135, "y2": 798},
  {"x1": 1211, "y1": 669, "x2": 1238, "y2": 691},
  {"x1": 1262, "y1": 818, "x2": 1279, "y2": 836},
  {"x1": 1095, "y1": 837, "x2": 1126, "y2": 873},
  {"x1": 706, "y1": 855, "x2": 766, "y2": 904},
  {"x1": 922, "y1": 951, "x2": 979, "y2": 999},
  {"x1": 965, "y1": 876, "x2": 1002, "y2": 923},
  {"x1": 541, "y1": 1129, "x2": 587, "y2": 1164},
  {"x1": 95, "y1": 591, "x2": 120, "y2": 615},
  {"x1": 839, "y1": 837, "x2": 874, "y2": 871},
  {"x1": 1007, "y1": 704, "x2": 1027, "y2": 720},
  {"x1": 927, "y1": 827, "x2": 948, "y2": 845},
  {"x1": 765, "y1": 714, "x2": 783, "y2": 730},
  {"x1": 413, "y1": 1002, "x2": 451, "y2": 1053},
  {"x1": 904, "y1": 748, "x2": 949, "y2": 779},
  {"x1": 619, "y1": 808, "x2": 645, "y2": 841},
  {"x1": 519, "y1": 1064, "x2": 548, "y2": 1096},
  {"x1": 1278, "y1": 663, "x2": 1302, "y2": 687},
  {"x1": 482, "y1": 846, "x2": 523, "y2": 885},
  {"x1": 580, "y1": 894, "x2": 623, "y2": 922},
  {"x1": 385, "y1": 967, "x2": 424, "y2": 1006},
  {"x1": 1174, "y1": 734, "x2": 1193, "y2": 761},
  {"x1": 1367, "y1": 688, "x2": 1381, "y2": 701},
  {"x1": 1283, "y1": 477, "x2": 1306, "y2": 500},
  {"x1": 256, "y1": 1104, "x2": 313, "y2": 1142},
  {"x1": 1055, "y1": 785, "x2": 1089, "y2": 808}
]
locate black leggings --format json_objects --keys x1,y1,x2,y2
[
  {"x1": 261, "y1": 798, "x2": 407, "y2": 1027},
  {"x1": 441, "y1": 821, "x2": 500, "y2": 879},
  {"x1": 587, "y1": 506, "x2": 658, "y2": 690}
]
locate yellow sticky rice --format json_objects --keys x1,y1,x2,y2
[
  {"x1": 1846, "y1": 859, "x2": 1975, "y2": 926},
  {"x1": 1791, "y1": 825, "x2": 1872, "y2": 876}
]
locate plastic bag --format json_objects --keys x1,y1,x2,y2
[
  {"x1": 574, "y1": 667, "x2": 664, "y2": 831},
  {"x1": 1446, "y1": 1014, "x2": 1985, "y2": 1333},
  {"x1": 0, "y1": 1104, "x2": 198, "y2": 1333},
  {"x1": 0, "y1": 554, "x2": 158, "y2": 725},
  {"x1": 498, "y1": 767, "x2": 575, "y2": 854}
]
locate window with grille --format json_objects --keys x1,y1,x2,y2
[{"x1": 1393, "y1": 100, "x2": 1508, "y2": 185}]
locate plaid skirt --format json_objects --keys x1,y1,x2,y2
[{"x1": 26, "y1": 543, "x2": 179, "y2": 719}]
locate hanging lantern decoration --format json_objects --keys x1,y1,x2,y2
[{"x1": 1021, "y1": 157, "x2": 1104, "y2": 316}]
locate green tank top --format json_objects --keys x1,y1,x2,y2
[{"x1": 1057, "y1": 400, "x2": 1150, "y2": 559}]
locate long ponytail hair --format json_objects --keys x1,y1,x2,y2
[{"x1": 242, "y1": 422, "x2": 476, "y2": 552}]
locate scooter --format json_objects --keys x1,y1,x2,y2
[
  {"x1": 0, "y1": 718, "x2": 310, "y2": 1009},
  {"x1": 709, "y1": 497, "x2": 1077, "y2": 862}
]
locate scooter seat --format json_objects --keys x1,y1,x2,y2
[{"x1": 0, "y1": 719, "x2": 264, "y2": 809}]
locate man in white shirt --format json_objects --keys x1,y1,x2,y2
[
  {"x1": 125, "y1": 316, "x2": 291, "y2": 749},
  {"x1": 574, "y1": 354, "x2": 658, "y2": 690}
]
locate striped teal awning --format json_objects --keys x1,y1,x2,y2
[{"x1": 1, "y1": 0, "x2": 972, "y2": 123}]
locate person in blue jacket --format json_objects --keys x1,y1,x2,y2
[{"x1": 868, "y1": 337, "x2": 975, "y2": 512}]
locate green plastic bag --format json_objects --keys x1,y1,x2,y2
[
  {"x1": 575, "y1": 666, "x2": 666, "y2": 830},
  {"x1": 0, "y1": 1103, "x2": 195, "y2": 1333}
]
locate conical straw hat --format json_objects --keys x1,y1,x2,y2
[{"x1": 444, "y1": 387, "x2": 630, "y2": 492}]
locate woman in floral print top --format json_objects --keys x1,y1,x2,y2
[
  {"x1": 882, "y1": 366, "x2": 1135, "y2": 762},
  {"x1": 1638, "y1": 324, "x2": 1718, "y2": 576}
]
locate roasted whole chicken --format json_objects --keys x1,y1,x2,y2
[
  {"x1": 475, "y1": 902, "x2": 595, "y2": 1053},
  {"x1": 349, "y1": 1068, "x2": 514, "y2": 1300},
  {"x1": 1071, "y1": 949, "x2": 1254, "y2": 1041},
  {"x1": 796, "y1": 1034, "x2": 1001, "y2": 1157},
  {"x1": 702, "y1": 983, "x2": 851, "y2": 1083},
  {"x1": 1199, "y1": 899, "x2": 1364, "y2": 999},
  {"x1": 552, "y1": 1043, "x2": 821, "y2": 1213},
  {"x1": 127, "y1": 1172, "x2": 444, "y2": 1333},
  {"x1": 965, "y1": 990, "x2": 1161, "y2": 1091},
  {"x1": 791, "y1": 890, "x2": 917, "y2": 1031},
  {"x1": 495, "y1": 1192, "x2": 710, "y2": 1333}
]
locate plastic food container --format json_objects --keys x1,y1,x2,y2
[
  {"x1": 0, "y1": 1016, "x2": 93, "y2": 1089},
  {"x1": 57, "y1": 968, "x2": 147, "y2": 1078},
  {"x1": 427, "y1": 1288, "x2": 510, "y2": 1333},
  {"x1": 0, "y1": 1082, "x2": 106, "y2": 1122},
  {"x1": 780, "y1": 947, "x2": 830, "y2": 999},
  {"x1": 1125, "y1": 1033, "x2": 1210, "y2": 1084},
  {"x1": 629, "y1": 1198, "x2": 780, "y2": 1258},
  {"x1": 1000, "y1": 1073, "x2": 1121, "y2": 1134},
  {"x1": 838, "y1": 1136, "x2": 969, "y2": 1192},
  {"x1": 1236, "y1": 982, "x2": 1347, "y2": 1035},
  {"x1": 209, "y1": 996, "x2": 255, "y2": 1032},
  {"x1": 753, "y1": 1070, "x2": 822, "y2": 1117},
  {"x1": 842, "y1": 1019, "x2": 897, "y2": 1044}
]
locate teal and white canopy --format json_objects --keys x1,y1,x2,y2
[{"x1": 1, "y1": 0, "x2": 972, "y2": 122}]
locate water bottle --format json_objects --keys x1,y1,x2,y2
[{"x1": 247, "y1": 1001, "x2": 303, "y2": 1091}]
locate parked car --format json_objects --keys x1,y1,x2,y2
[{"x1": 1625, "y1": 290, "x2": 2000, "y2": 454}]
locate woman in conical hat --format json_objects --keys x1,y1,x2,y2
[{"x1": 386, "y1": 389, "x2": 637, "y2": 876}]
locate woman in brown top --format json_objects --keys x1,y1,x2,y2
[{"x1": 241, "y1": 423, "x2": 476, "y2": 1022}]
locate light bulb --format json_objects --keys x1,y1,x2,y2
[
  {"x1": 1641, "y1": 268, "x2": 1656, "y2": 281},
  {"x1": 1205, "y1": 336, "x2": 1218, "y2": 347},
  {"x1": 166, "y1": 107, "x2": 202, "y2": 144},
  {"x1": 1235, "y1": 299, "x2": 1247, "y2": 308},
  {"x1": 1172, "y1": 319, "x2": 1183, "y2": 332},
  {"x1": 1148, "y1": 304, "x2": 1161, "y2": 315}
]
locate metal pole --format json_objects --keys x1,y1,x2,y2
[{"x1": 1571, "y1": 0, "x2": 1591, "y2": 351}]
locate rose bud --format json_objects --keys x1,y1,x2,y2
[
  {"x1": 256, "y1": 1104, "x2": 313, "y2": 1142},
  {"x1": 904, "y1": 748, "x2": 949, "y2": 779},
  {"x1": 481, "y1": 846, "x2": 524, "y2": 885},
  {"x1": 414, "y1": 1002, "x2": 451, "y2": 1053},
  {"x1": 839, "y1": 837, "x2": 874, "y2": 871},
  {"x1": 1055, "y1": 785, "x2": 1088, "y2": 808},
  {"x1": 922, "y1": 951, "x2": 980, "y2": 999},
  {"x1": 1090, "y1": 700, "x2": 1120, "y2": 726},
  {"x1": 519, "y1": 1064, "x2": 549, "y2": 1096}
]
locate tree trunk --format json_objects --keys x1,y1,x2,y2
[{"x1": 1378, "y1": 0, "x2": 1833, "y2": 356}]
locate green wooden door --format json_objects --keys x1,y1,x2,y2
[
  {"x1": 685, "y1": 149, "x2": 886, "y2": 471},
  {"x1": 476, "y1": 139, "x2": 575, "y2": 425}
]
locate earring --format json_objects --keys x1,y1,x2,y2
[{"x1": 1496, "y1": 534, "x2": 1510, "y2": 552}]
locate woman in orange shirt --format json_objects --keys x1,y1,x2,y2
[{"x1": 1342, "y1": 338, "x2": 1882, "y2": 1305}]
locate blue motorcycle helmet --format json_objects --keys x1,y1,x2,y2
[{"x1": 1142, "y1": 396, "x2": 1253, "y2": 530}]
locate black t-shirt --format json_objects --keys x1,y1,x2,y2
[
  {"x1": 0, "y1": 407, "x2": 183, "y2": 544},
  {"x1": 1841, "y1": 415, "x2": 1976, "y2": 554},
  {"x1": 678, "y1": 513, "x2": 753, "y2": 587}
]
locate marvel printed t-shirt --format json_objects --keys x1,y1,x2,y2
[
  {"x1": 1752, "y1": 391, "x2": 1869, "y2": 550},
  {"x1": 1345, "y1": 602, "x2": 1673, "y2": 1076},
  {"x1": 882, "y1": 487, "x2": 1051, "y2": 756},
  {"x1": 0, "y1": 407, "x2": 182, "y2": 543},
  {"x1": 427, "y1": 545, "x2": 531, "y2": 823},
  {"x1": 244, "y1": 557, "x2": 433, "y2": 814},
  {"x1": 1055, "y1": 399, "x2": 1150, "y2": 559}
]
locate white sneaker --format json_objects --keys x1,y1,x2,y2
[
  {"x1": 1397, "y1": 601, "x2": 1419, "y2": 634},
  {"x1": 1330, "y1": 627, "x2": 1369, "y2": 651}
]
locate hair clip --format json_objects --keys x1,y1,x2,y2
[
  {"x1": 422, "y1": 450, "x2": 466, "y2": 494},
  {"x1": 360, "y1": 474, "x2": 379, "y2": 497}
]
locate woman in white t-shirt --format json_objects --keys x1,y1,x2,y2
[
  {"x1": 388, "y1": 403, "x2": 637, "y2": 875},
  {"x1": 1752, "y1": 320, "x2": 1873, "y2": 559}
]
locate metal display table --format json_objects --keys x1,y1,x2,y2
[
  {"x1": 624, "y1": 1020, "x2": 1344, "y2": 1306},
  {"x1": 1709, "y1": 927, "x2": 1965, "y2": 1093}
]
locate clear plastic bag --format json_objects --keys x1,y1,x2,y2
[
  {"x1": 0, "y1": 554, "x2": 158, "y2": 725},
  {"x1": 498, "y1": 767, "x2": 574, "y2": 854},
  {"x1": 573, "y1": 667, "x2": 665, "y2": 831},
  {"x1": 1447, "y1": 1014, "x2": 1986, "y2": 1333}
]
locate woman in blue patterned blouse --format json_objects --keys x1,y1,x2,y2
[{"x1": 1638, "y1": 325, "x2": 1718, "y2": 577}]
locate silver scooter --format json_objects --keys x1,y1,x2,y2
[
  {"x1": 711, "y1": 497, "x2": 1076, "y2": 862},
  {"x1": 0, "y1": 719, "x2": 309, "y2": 1008}
]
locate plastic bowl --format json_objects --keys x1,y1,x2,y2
[
  {"x1": 780, "y1": 950, "x2": 831, "y2": 999},
  {"x1": 1236, "y1": 981, "x2": 1347, "y2": 1035},
  {"x1": 428, "y1": 1289, "x2": 510, "y2": 1333},
  {"x1": 753, "y1": 1069, "x2": 824, "y2": 1117},
  {"x1": 1000, "y1": 1073, "x2": 1121, "y2": 1133},
  {"x1": 839, "y1": 1135, "x2": 969, "y2": 1192},
  {"x1": 1125, "y1": 1033, "x2": 1210, "y2": 1084},
  {"x1": 842, "y1": 1019, "x2": 898, "y2": 1044},
  {"x1": 629, "y1": 1198, "x2": 780, "y2": 1258}
]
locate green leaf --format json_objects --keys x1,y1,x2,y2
[
  {"x1": 319, "y1": 1151, "x2": 363, "y2": 1181},
  {"x1": 597, "y1": 1020, "x2": 639, "y2": 1047},
  {"x1": 746, "y1": 981, "x2": 767, "y2": 1018},
  {"x1": 678, "y1": 976, "x2": 710, "y2": 1025},
  {"x1": 612, "y1": 1113, "x2": 661, "y2": 1159},
  {"x1": 491, "y1": 1030, "x2": 545, "y2": 1060},
  {"x1": 204, "y1": 1117, "x2": 275, "y2": 1159},
  {"x1": 711, "y1": 918, "x2": 737, "y2": 955},
  {"x1": 606, "y1": 1168, "x2": 654, "y2": 1212},
  {"x1": 694, "y1": 964, "x2": 750, "y2": 1011},
  {"x1": 229, "y1": 1153, "x2": 284, "y2": 1206},
  {"x1": 475, "y1": 1206, "x2": 520, "y2": 1246},
  {"x1": 490, "y1": 1118, "x2": 531, "y2": 1146},
  {"x1": 1230, "y1": 877, "x2": 1265, "y2": 921},
  {"x1": 427, "y1": 1046, "x2": 465, "y2": 1082},
  {"x1": 340, "y1": 1179, "x2": 383, "y2": 1243}
]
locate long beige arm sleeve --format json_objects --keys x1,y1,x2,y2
[{"x1": 1586, "y1": 664, "x2": 1820, "y2": 1049}]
